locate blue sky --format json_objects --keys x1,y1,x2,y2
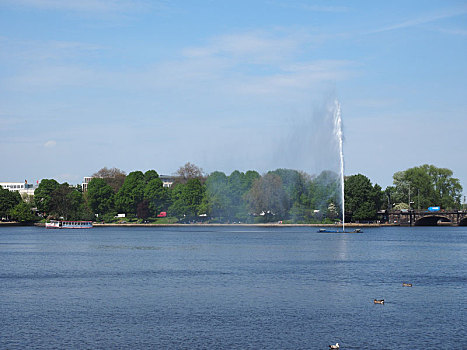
[{"x1": 1, "y1": 0, "x2": 466, "y2": 199}]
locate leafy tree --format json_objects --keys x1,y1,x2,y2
[
  {"x1": 144, "y1": 170, "x2": 160, "y2": 183},
  {"x1": 345, "y1": 174, "x2": 383, "y2": 221},
  {"x1": 246, "y1": 173, "x2": 288, "y2": 221},
  {"x1": 391, "y1": 164, "x2": 462, "y2": 209},
  {"x1": 9, "y1": 202, "x2": 37, "y2": 223},
  {"x1": 204, "y1": 171, "x2": 231, "y2": 221},
  {"x1": 87, "y1": 178, "x2": 115, "y2": 216},
  {"x1": 0, "y1": 187, "x2": 22, "y2": 220},
  {"x1": 309, "y1": 171, "x2": 340, "y2": 216},
  {"x1": 144, "y1": 176, "x2": 169, "y2": 216},
  {"x1": 49, "y1": 183, "x2": 85, "y2": 220},
  {"x1": 114, "y1": 171, "x2": 145, "y2": 214},
  {"x1": 169, "y1": 178, "x2": 204, "y2": 221},
  {"x1": 34, "y1": 179, "x2": 60, "y2": 215},
  {"x1": 92, "y1": 167, "x2": 126, "y2": 193}
]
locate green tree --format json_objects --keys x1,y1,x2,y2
[
  {"x1": 0, "y1": 187, "x2": 22, "y2": 220},
  {"x1": 9, "y1": 202, "x2": 37, "y2": 223},
  {"x1": 345, "y1": 174, "x2": 383, "y2": 221},
  {"x1": 114, "y1": 171, "x2": 145, "y2": 214},
  {"x1": 246, "y1": 173, "x2": 288, "y2": 222},
  {"x1": 391, "y1": 164, "x2": 462, "y2": 209},
  {"x1": 204, "y1": 171, "x2": 231, "y2": 221},
  {"x1": 49, "y1": 183, "x2": 85, "y2": 220},
  {"x1": 309, "y1": 171, "x2": 340, "y2": 218},
  {"x1": 34, "y1": 179, "x2": 60, "y2": 215},
  {"x1": 87, "y1": 178, "x2": 115, "y2": 216},
  {"x1": 169, "y1": 178, "x2": 204, "y2": 221},
  {"x1": 144, "y1": 176, "x2": 169, "y2": 216}
]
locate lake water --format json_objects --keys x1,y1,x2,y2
[{"x1": 0, "y1": 225, "x2": 465, "y2": 349}]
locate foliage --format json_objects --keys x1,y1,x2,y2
[
  {"x1": 0, "y1": 187, "x2": 22, "y2": 219},
  {"x1": 49, "y1": 183, "x2": 87, "y2": 220},
  {"x1": 391, "y1": 164, "x2": 462, "y2": 209},
  {"x1": 344, "y1": 174, "x2": 383, "y2": 221},
  {"x1": 169, "y1": 178, "x2": 204, "y2": 221},
  {"x1": 114, "y1": 171, "x2": 145, "y2": 214},
  {"x1": 34, "y1": 179, "x2": 60, "y2": 214},
  {"x1": 144, "y1": 176, "x2": 169, "y2": 217},
  {"x1": 87, "y1": 178, "x2": 115, "y2": 215},
  {"x1": 9, "y1": 202, "x2": 37, "y2": 223},
  {"x1": 12, "y1": 163, "x2": 462, "y2": 224},
  {"x1": 245, "y1": 173, "x2": 289, "y2": 221},
  {"x1": 92, "y1": 167, "x2": 126, "y2": 193}
]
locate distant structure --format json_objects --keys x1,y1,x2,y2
[
  {"x1": 0, "y1": 180, "x2": 37, "y2": 196},
  {"x1": 160, "y1": 175, "x2": 175, "y2": 188},
  {"x1": 81, "y1": 175, "x2": 176, "y2": 192},
  {"x1": 81, "y1": 177, "x2": 93, "y2": 192}
]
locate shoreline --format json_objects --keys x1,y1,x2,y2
[{"x1": 30, "y1": 222, "x2": 391, "y2": 228}]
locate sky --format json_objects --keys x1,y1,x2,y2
[{"x1": 1, "y1": 0, "x2": 466, "y2": 200}]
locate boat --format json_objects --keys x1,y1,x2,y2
[
  {"x1": 45, "y1": 220, "x2": 93, "y2": 229},
  {"x1": 318, "y1": 228, "x2": 362, "y2": 233}
]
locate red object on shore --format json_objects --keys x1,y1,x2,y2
[{"x1": 157, "y1": 212, "x2": 167, "y2": 217}]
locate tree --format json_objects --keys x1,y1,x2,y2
[
  {"x1": 345, "y1": 174, "x2": 383, "y2": 221},
  {"x1": 175, "y1": 162, "x2": 205, "y2": 184},
  {"x1": 34, "y1": 179, "x2": 60, "y2": 215},
  {"x1": 204, "y1": 171, "x2": 231, "y2": 221},
  {"x1": 169, "y1": 178, "x2": 204, "y2": 221},
  {"x1": 309, "y1": 171, "x2": 340, "y2": 217},
  {"x1": 144, "y1": 176, "x2": 169, "y2": 216},
  {"x1": 92, "y1": 167, "x2": 126, "y2": 193},
  {"x1": 246, "y1": 173, "x2": 288, "y2": 221},
  {"x1": 87, "y1": 178, "x2": 115, "y2": 216},
  {"x1": 9, "y1": 202, "x2": 37, "y2": 223},
  {"x1": 0, "y1": 187, "x2": 22, "y2": 220},
  {"x1": 49, "y1": 183, "x2": 85, "y2": 220},
  {"x1": 391, "y1": 164, "x2": 462, "y2": 209},
  {"x1": 114, "y1": 171, "x2": 145, "y2": 214}
]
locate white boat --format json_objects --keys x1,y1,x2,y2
[{"x1": 45, "y1": 220, "x2": 93, "y2": 229}]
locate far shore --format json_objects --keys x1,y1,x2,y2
[{"x1": 28, "y1": 222, "x2": 391, "y2": 228}]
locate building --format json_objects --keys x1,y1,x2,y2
[
  {"x1": 0, "y1": 181, "x2": 37, "y2": 196},
  {"x1": 81, "y1": 177, "x2": 93, "y2": 192},
  {"x1": 159, "y1": 175, "x2": 176, "y2": 188}
]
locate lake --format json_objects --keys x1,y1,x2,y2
[{"x1": 0, "y1": 225, "x2": 465, "y2": 349}]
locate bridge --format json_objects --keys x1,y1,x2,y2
[{"x1": 387, "y1": 210, "x2": 467, "y2": 226}]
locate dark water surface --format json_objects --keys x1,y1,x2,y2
[{"x1": 1, "y1": 226, "x2": 465, "y2": 349}]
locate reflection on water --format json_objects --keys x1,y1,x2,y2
[{"x1": 0, "y1": 226, "x2": 465, "y2": 349}]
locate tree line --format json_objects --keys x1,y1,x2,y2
[{"x1": 0, "y1": 163, "x2": 463, "y2": 224}]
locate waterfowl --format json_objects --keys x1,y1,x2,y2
[
  {"x1": 374, "y1": 299, "x2": 384, "y2": 304},
  {"x1": 329, "y1": 343, "x2": 339, "y2": 349},
  {"x1": 402, "y1": 283, "x2": 412, "y2": 287}
]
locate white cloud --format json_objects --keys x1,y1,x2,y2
[
  {"x1": 372, "y1": 5, "x2": 467, "y2": 33},
  {"x1": 44, "y1": 140, "x2": 56, "y2": 148}
]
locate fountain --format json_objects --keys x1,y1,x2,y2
[
  {"x1": 318, "y1": 100, "x2": 361, "y2": 233},
  {"x1": 333, "y1": 100, "x2": 345, "y2": 232}
]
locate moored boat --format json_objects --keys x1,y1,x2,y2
[{"x1": 45, "y1": 220, "x2": 93, "y2": 229}]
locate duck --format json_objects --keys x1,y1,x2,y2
[
  {"x1": 374, "y1": 299, "x2": 384, "y2": 304},
  {"x1": 329, "y1": 343, "x2": 339, "y2": 349},
  {"x1": 402, "y1": 283, "x2": 412, "y2": 287}
]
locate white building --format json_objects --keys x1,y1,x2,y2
[
  {"x1": 160, "y1": 175, "x2": 175, "y2": 188},
  {"x1": 81, "y1": 177, "x2": 93, "y2": 192},
  {"x1": 0, "y1": 181, "x2": 37, "y2": 196}
]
